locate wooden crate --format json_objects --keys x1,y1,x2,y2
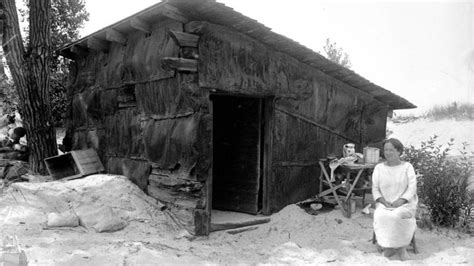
[{"x1": 44, "y1": 149, "x2": 105, "y2": 180}]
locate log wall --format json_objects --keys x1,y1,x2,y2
[
  {"x1": 67, "y1": 18, "x2": 211, "y2": 235},
  {"x1": 66, "y1": 18, "x2": 389, "y2": 233},
  {"x1": 190, "y1": 22, "x2": 388, "y2": 213}
]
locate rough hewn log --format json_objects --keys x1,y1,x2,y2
[
  {"x1": 147, "y1": 185, "x2": 205, "y2": 209},
  {"x1": 275, "y1": 106, "x2": 358, "y2": 143},
  {"x1": 130, "y1": 17, "x2": 151, "y2": 34},
  {"x1": 184, "y1": 21, "x2": 208, "y2": 34},
  {"x1": 168, "y1": 30, "x2": 199, "y2": 47},
  {"x1": 162, "y1": 57, "x2": 197, "y2": 72},
  {"x1": 149, "y1": 172, "x2": 197, "y2": 185},
  {"x1": 87, "y1": 37, "x2": 109, "y2": 52},
  {"x1": 105, "y1": 29, "x2": 127, "y2": 44}
]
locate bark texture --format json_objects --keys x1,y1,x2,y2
[{"x1": 1, "y1": 0, "x2": 57, "y2": 174}]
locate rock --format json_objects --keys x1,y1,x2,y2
[
  {"x1": 77, "y1": 206, "x2": 128, "y2": 233},
  {"x1": 47, "y1": 210, "x2": 79, "y2": 227}
]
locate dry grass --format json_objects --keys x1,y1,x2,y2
[
  {"x1": 426, "y1": 102, "x2": 474, "y2": 120},
  {"x1": 392, "y1": 102, "x2": 474, "y2": 123}
]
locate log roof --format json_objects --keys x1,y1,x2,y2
[{"x1": 58, "y1": 0, "x2": 416, "y2": 110}]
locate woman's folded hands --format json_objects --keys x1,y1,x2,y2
[
  {"x1": 391, "y1": 198, "x2": 408, "y2": 208},
  {"x1": 376, "y1": 197, "x2": 407, "y2": 208}
]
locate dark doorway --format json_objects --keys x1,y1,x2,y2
[{"x1": 211, "y1": 95, "x2": 264, "y2": 214}]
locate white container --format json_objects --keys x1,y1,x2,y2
[{"x1": 363, "y1": 147, "x2": 380, "y2": 164}]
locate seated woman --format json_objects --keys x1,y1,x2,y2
[{"x1": 372, "y1": 138, "x2": 417, "y2": 260}]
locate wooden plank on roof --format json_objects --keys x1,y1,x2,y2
[
  {"x1": 87, "y1": 37, "x2": 109, "y2": 52},
  {"x1": 307, "y1": 61, "x2": 326, "y2": 68},
  {"x1": 244, "y1": 26, "x2": 266, "y2": 35},
  {"x1": 348, "y1": 80, "x2": 372, "y2": 88},
  {"x1": 321, "y1": 64, "x2": 342, "y2": 73},
  {"x1": 368, "y1": 88, "x2": 389, "y2": 97},
  {"x1": 160, "y1": 4, "x2": 188, "y2": 23},
  {"x1": 130, "y1": 17, "x2": 151, "y2": 34},
  {"x1": 338, "y1": 73, "x2": 359, "y2": 81},
  {"x1": 231, "y1": 19, "x2": 256, "y2": 30},
  {"x1": 105, "y1": 29, "x2": 127, "y2": 44}
]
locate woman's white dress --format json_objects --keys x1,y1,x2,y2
[{"x1": 372, "y1": 161, "x2": 418, "y2": 248}]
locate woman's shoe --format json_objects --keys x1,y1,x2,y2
[
  {"x1": 383, "y1": 248, "x2": 397, "y2": 257},
  {"x1": 398, "y1": 247, "x2": 410, "y2": 261}
]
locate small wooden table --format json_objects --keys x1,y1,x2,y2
[{"x1": 318, "y1": 160, "x2": 375, "y2": 217}]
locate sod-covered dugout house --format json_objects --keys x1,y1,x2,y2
[{"x1": 59, "y1": 0, "x2": 415, "y2": 235}]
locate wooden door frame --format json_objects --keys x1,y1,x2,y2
[
  {"x1": 261, "y1": 97, "x2": 274, "y2": 215},
  {"x1": 207, "y1": 94, "x2": 274, "y2": 222}
]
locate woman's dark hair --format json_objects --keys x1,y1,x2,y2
[{"x1": 383, "y1": 138, "x2": 404, "y2": 154}]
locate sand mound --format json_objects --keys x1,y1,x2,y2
[{"x1": 1, "y1": 175, "x2": 170, "y2": 232}]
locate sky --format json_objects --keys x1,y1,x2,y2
[{"x1": 81, "y1": 0, "x2": 473, "y2": 115}]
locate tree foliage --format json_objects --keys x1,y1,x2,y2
[{"x1": 323, "y1": 38, "x2": 352, "y2": 69}]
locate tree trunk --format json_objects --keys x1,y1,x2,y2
[{"x1": 1, "y1": 0, "x2": 57, "y2": 174}]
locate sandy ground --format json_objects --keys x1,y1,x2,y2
[
  {"x1": 0, "y1": 118, "x2": 472, "y2": 265},
  {"x1": 1, "y1": 175, "x2": 473, "y2": 265}
]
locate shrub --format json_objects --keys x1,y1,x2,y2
[
  {"x1": 402, "y1": 135, "x2": 472, "y2": 231},
  {"x1": 49, "y1": 72, "x2": 68, "y2": 127},
  {"x1": 1, "y1": 73, "x2": 67, "y2": 127},
  {"x1": 0, "y1": 79, "x2": 19, "y2": 116}
]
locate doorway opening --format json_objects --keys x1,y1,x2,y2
[{"x1": 211, "y1": 94, "x2": 266, "y2": 215}]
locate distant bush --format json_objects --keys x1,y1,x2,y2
[
  {"x1": 0, "y1": 79, "x2": 19, "y2": 116},
  {"x1": 390, "y1": 113, "x2": 419, "y2": 124},
  {"x1": 402, "y1": 136, "x2": 472, "y2": 231},
  {"x1": 391, "y1": 102, "x2": 474, "y2": 122},
  {"x1": 1, "y1": 74, "x2": 67, "y2": 127},
  {"x1": 426, "y1": 102, "x2": 474, "y2": 120}
]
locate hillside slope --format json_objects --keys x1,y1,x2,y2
[
  {"x1": 387, "y1": 118, "x2": 474, "y2": 156},
  {"x1": 388, "y1": 118, "x2": 474, "y2": 191}
]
